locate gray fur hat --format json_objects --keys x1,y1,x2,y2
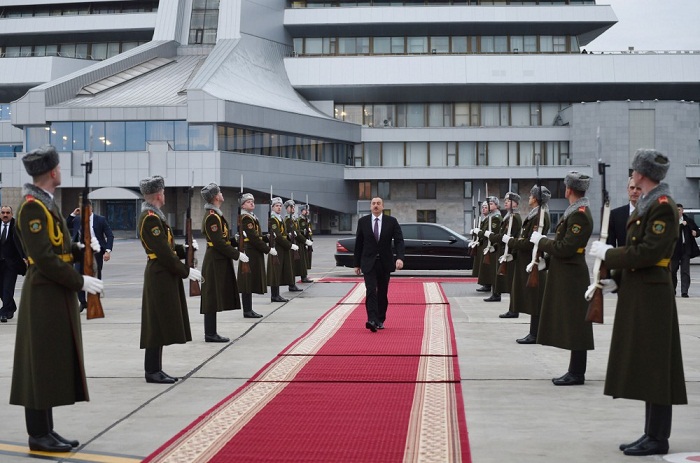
[
  {"x1": 299, "y1": 204, "x2": 308, "y2": 212},
  {"x1": 271, "y1": 197, "x2": 283, "y2": 206},
  {"x1": 487, "y1": 196, "x2": 500, "y2": 207},
  {"x1": 481, "y1": 201, "x2": 489, "y2": 208},
  {"x1": 564, "y1": 171, "x2": 591, "y2": 192},
  {"x1": 530, "y1": 185, "x2": 552, "y2": 205},
  {"x1": 284, "y1": 200, "x2": 295, "y2": 209},
  {"x1": 200, "y1": 183, "x2": 220, "y2": 203},
  {"x1": 632, "y1": 149, "x2": 670, "y2": 182},
  {"x1": 139, "y1": 175, "x2": 165, "y2": 195},
  {"x1": 239, "y1": 193, "x2": 254, "y2": 205},
  {"x1": 22, "y1": 144, "x2": 60, "y2": 177},
  {"x1": 505, "y1": 192, "x2": 521, "y2": 204}
]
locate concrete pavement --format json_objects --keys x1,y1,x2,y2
[{"x1": 0, "y1": 235, "x2": 698, "y2": 463}]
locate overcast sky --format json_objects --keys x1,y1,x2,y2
[{"x1": 585, "y1": 0, "x2": 700, "y2": 52}]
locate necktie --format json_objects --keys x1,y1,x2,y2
[
  {"x1": 374, "y1": 218, "x2": 379, "y2": 242},
  {"x1": 1, "y1": 223, "x2": 7, "y2": 243}
]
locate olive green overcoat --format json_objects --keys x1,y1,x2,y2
[
  {"x1": 138, "y1": 206, "x2": 192, "y2": 349},
  {"x1": 238, "y1": 212, "x2": 269, "y2": 294},
  {"x1": 508, "y1": 209, "x2": 550, "y2": 315},
  {"x1": 267, "y1": 215, "x2": 294, "y2": 287},
  {"x1": 477, "y1": 212, "x2": 501, "y2": 286},
  {"x1": 298, "y1": 215, "x2": 313, "y2": 269},
  {"x1": 286, "y1": 216, "x2": 308, "y2": 278},
  {"x1": 604, "y1": 191, "x2": 686, "y2": 405},
  {"x1": 493, "y1": 212, "x2": 522, "y2": 294},
  {"x1": 200, "y1": 209, "x2": 241, "y2": 314}
]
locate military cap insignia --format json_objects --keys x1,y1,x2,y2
[
  {"x1": 571, "y1": 224, "x2": 582, "y2": 234},
  {"x1": 151, "y1": 226, "x2": 161, "y2": 236},
  {"x1": 247, "y1": 223, "x2": 254, "y2": 229},
  {"x1": 29, "y1": 219, "x2": 42, "y2": 233},
  {"x1": 652, "y1": 220, "x2": 666, "y2": 234},
  {"x1": 658, "y1": 196, "x2": 669, "y2": 204},
  {"x1": 210, "y1": 224, "x2": 219, "y2": 232}
]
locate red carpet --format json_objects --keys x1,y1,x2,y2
[{"x1": 143, "y1": 281, "x2": 471, "y2": 463}]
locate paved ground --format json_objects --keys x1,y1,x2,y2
[{"x1": 0, "y1": 235, "x2": 698, "y2": 463}]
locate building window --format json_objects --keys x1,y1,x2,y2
[
  {"x1": 417, "y1": 210, "x2": 437, "y2": 223},
  {"x1": 464, "y1": 181, "x2": 473, "y2": 198},
  {"x1": 417, "y1": 182, "x2": 436, "y2": 200},
  {"x1": 189, "y1": 0, "x2": 219, "y2": 45},
  {"x1": 378, "y1": 181, "x2": 390, "y2": 199},
  {"x1": 359, "y1": 181, "x2": 372, "y2": 200}
]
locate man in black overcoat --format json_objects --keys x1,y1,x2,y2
[
  {"x1": 671, "y1": 203, "x2": 700, "y2": 297},
  {"x1": 606, "y1": 177, "x2": 642, "y2": 247}
]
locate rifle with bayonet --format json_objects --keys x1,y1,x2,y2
[
  {"x1": 268, "y1": 186, "x2": 280, "y2": 267},
  {"x1": 526, "y1": 154, "x2": 547, "y2": 288},
  {"x1": 483, "y1": 184, "x2": 493, "y2": 265},
  {"x1": 81, "y1": 126, "x2": 104, "y2": 319},
  {"x1": 498, "y1": 198, "x2": 515, "y2": 276},
  {"x1": 238, "y1": 176, "x2": 250, "y2": 274},
  {"x1": 185, "y1": 171, "x2": 201, "y2": 297}
]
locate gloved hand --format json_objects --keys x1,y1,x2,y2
[
  {"x1": 81, "y1": 275, "x2": 103, "y2": 295},
  {"x1": 305, "y1": 240, "x2": 313, "y2": 246},
  {"x1": 468, "y1": 240, "x2": 478, "y2": 248},
  {"x1": 530, "y1": 231, "x2": 544, "y2": 245},
  {"x1": 269, "y1": 248, "x2": 278, "y2": 256},
  {"x1": 501, "y1": 234, "x2": 512, "y2": 245},
  {"x1": 484, "y1": 230, "x2": 492, "y2": 238},
  {"x1": 90, "y1": 236, "x2": 101, "y2": 253},
  {"x1": 238, "y1": 253, "x2": 250, "y2": 263},
  {"x1": 192, "y1": 239, "x2": 199, "y2": 251},
  {"x1": 291, "y1": 244, "x2": 299, "y2": 251},
  {"x1": 187, "y1": 268, "x2": 203, "y2": 282},
  {"x1": 589, "y1": 241, "x2": 612, "y2": 260},
  {"x1": 471, "y1": 228, "x2": 480, "y2": 235},
  {"x1": 585, "y1": 278, "x2": 618, "y2": 301}
]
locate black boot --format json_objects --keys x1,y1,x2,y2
[
  {"x1": 475, "y1": 285, "x2": 491, "y2": 292},
  {"x1": 271, "y1": 287, "x2": 288, "y2": 303},
  {"x1": 301, "y1": 276, "x2": 314, "y2": 283},
  {"x1": 288, "y1": 284, "x2": 303, "y2": 292},
  {"x1": 484, "y1": 292, "x2": 501, "y2": 302},
  {"x1": 204, "y1": 313, "x2": 230, "y2": 342},
  {"x1": 242, "y1": 293, "x2": 263, "y2": 318}
]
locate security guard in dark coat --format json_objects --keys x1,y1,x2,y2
[
  {"x1": 475, "y1": 197, "x2": 502, "y2": 292},
  {"x1": 284, "y1": 200, "x2": 305, "y2": 291},
  {"x1": 267, "y1": 197, "x2": 294, "y2": 302},
  {"x1": 200, "y1": 183, "x2": 245, "y2": 343},
  {"x1": 238, "y1": 193, "x2": 273, "y2": 318},
  {"x1": 532, "y1": 172, "x2": 593, "y2": 386},
  {"x1": 501, "y1": 186, "x2": 551, "y2": 340},
  {"x1": 11, "y1": 145, "x2": 103, "y2": 452},
  {"x1": 589, "y1": 149, "x2": 686, "y2": 456},
  {"x1": 138, "y1": 176, "x2": 200, "y2": 384},
  {"x1": 488, "y1": 192, "x2": 522, "y2": 303}
]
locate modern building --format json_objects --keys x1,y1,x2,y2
[{"x1": 1, "y1": 0, "x2": 699, "y2": 236}]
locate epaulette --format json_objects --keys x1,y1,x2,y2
[
  {"x1": 26, "y1": 195, "x2": 35, "y2": 202},
  {"x1": 578, "y1": 206, "x2": 586, "y2": 212},
  {"x1": 658, "y1": 196, "x2": 669, "y2": 204}
]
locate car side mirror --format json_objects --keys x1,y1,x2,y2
[{"x1": 448, "y1": 235, "x2": 457, "y2": 243}]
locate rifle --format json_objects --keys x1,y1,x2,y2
[
  {"x1": 468, "y1": 190, "x2": 480, "y2": 257},
  {"x1": 81, "y1": 126, "x2": 104, "y2": 319},
  {"x1": 526, "y1": 154, "x2": 546, "y2": 288},
  {"x1": 288, "y1": 193, "x2": 300, "y2": 261},
  {"x1": 186, "y1": 171, "x2": 201, "y2": 297},
  {"x1": 238, "y1": 175, "x2": 250, "y2": 274},
  {"x1": 483, "y1": 183, "x2": 493, "y2": 265},
  {"x1": 268, "y1": 185, "x2": 279, "y2": 267},
  {"x1": 585, "y1": 144, "x2": 610, "y2": 323},
  {"x1": 498, "y1": 200, "x2": 515, "y2": 276},
  {"x1": 305, "y1": 194, "x2": 313, "y2": 261}
]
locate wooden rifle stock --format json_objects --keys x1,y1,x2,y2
[
  {"x1": 185, "y1": 217, "x2": 201, "y2": 297},
  {"x1": 83, "y1": 204, "x2": 104, "y2": 319},
  {"x1": 585, "y1": 262, "x2": 606, "y2": 323},
  {"x1": 526, "y1": 260, "x2": 539, "y2": 288}
]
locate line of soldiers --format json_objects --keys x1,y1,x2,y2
[{"x1": 468, "y1": 152, "x2": 687, "y2": 457}]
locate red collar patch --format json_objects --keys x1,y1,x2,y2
[
  {"x1": 658, "y1": 196, "x2": 669, "y2": 204},
  {"x1": 25, "y1": 195, "x2": 35, "y2": 202},
  {"x1": 578, "y1": 206, "x2": 586, "y2": 212},
  {"x1": 147, "y1": 210, "x2": 155, "y2": 216}
]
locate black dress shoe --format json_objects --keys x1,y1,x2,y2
[
  {"x1": 499, "y1": 311, "x2": 519, "y2": 318},
  {"x1": 623, "y1": 436, "x2": 669, "y2": 456},
  {"x1": 681, "y1": 293, "x2": 689, "y2": 298},
  {"x1": 619, "y1": 434, "x2": 647, "y2": 451},
  {"x1": 205, "y1": 334, "x2": 230, "y2": 343},
  {"x1": 376, "y1": 322, "x2": 384, "y2": 329},
  {"x1": 0, "y1": 311, "x2": 13, "y2": 320},
  {"x1": 145, "y1": 371, "x2": 176, "y2": 384},
  {"x1": 484, "y1": 294, "x2": 501, "y2": 302},
  {"x1": 80, "y1": 302, "x2": 87, "y2": 313},
  {"x1": 0, "y1": 316, "x2": 6, "y2": 323},
  {"x1": 271, "y1": 295, "x2": 289, "y2": 302},
  {"x1": 50, "y1": 431, "x2": 79, "y2": 448},
  {"x1": 475, "y1": 285, "x2": 492, "y2": 292},
  {"x1": 365, "y1": 321, "x2": 377, "y2": 332},
  {"x1": 288, "y1": 285, "x2": 303, "y2": 292},
  {"x1": 243, "y1": 310, "x2": 263, "y2": 318},
  {"x1": 301, "y1": 277, "x2": 314, "y2": 283},
  {"x1": 162, "y1": 371, "x2": 179, "y2": 382},
  {"x1": 28, "y1": 434, "x2": 72, "y2": 452},
  {"x1": 516, "y1": 334, "x2": 537, "y2": 344},
  {"x1": 552, "y1": 372, "x2": 585, "y2": 386}
]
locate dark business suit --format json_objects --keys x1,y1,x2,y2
[
  {"x1": 0, "y1": 218, "x2": 26, "y2": 318},
  {"x1": 67, "y1": 213, "x2": 114, "y2": 304},
  {"x1": 353, "y1": 214, "x2": 405, "y2": 325},
  {"x1": 671, "y1": 213, "x2": 700, "y2": 295},
  {"x1": 607, "y1": 203, "x2": 632, "y2": 247}
]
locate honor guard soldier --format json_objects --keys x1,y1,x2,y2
[
  {"x1": 298, "y1": 204, "x2": 314, "y2": 277},
  {"x1": 589, "y1": 150, "x2": 686, "y2": 456},
  {"x1": 490, "y1": 192, "x2": 522, "y2": 305},
  {"x1": 200, "y1": 183, "x2": 247, "y2": 342},
  {"x1": 239, "y1": 193, "x2": 274, "y2": 318},
  {"x1": 11, "y1": 145, "x2": 103, "y2": 452},
  {"x1": 531, "y1": 172, "x2": 593, "y2": 386},
  {"x1": 470, "y1": 201, "x2": 489, "y2": 279},
  {"x1": 268, "y1": 197, "x2": 294, "y2": 302},
  {"x1": 475, "y1": 197, "x2": 502, "y2": 293},
  {"x1": 284, "y1": 200, "x2": 304, "y2": 291},
  {"x1": 138, "y1": 175, "x2": 201, "y2": 384}
]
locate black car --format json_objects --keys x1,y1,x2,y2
[{"x1": 334, "y1": 222, "x2": 474, "y2": 271}]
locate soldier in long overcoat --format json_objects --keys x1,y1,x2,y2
[
  {"x1": 475, "y1": 197, "x2": 502, "y2": 292},
  {"x1": 267, "y1": 197, "x2": 294, "y2": 302},
  {"x1": 299, "y1": 205, "x2": 313, "y2": 269},
  {"x1": 502, "y1": 186, "x2": 551, "y2": 341},
  {"x1": 238, "y1": 193, "x2": 272, "y2": 318},
  {"x1": 11, "y1": 145, "x2": 103, "y2": 452},
  {"x1": 284, "y1": 200, "x2": 305, "y2": 291},
  {"x1": 200, "y1": 183, "x2": 245, "y2": 343},
  {"x1": 470, "y1": 202, "x2": 488, "y2": 278},
  {"x1": 589, "y1": 150, "x2": 686, "y2": 456},
  {"x1": 532, "y1": 172, "x2": 593, "y2": 386},
  {"x1": 138, "y1": 176, "x2": 201, "y2": 384},
  {"x1": 488, "y1": 192, "x2": 522, "y2": 303}
]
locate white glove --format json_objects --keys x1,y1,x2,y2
[
  {"x1": 192, "y1": 239, "x2": 199, "y2": 251},
  {"x1": 483, "y1": 244, "x2": 495, "y2": 255},
  {"x1": 498, "y1": 253, "x2": 513, "y2": 263},
  {"x1": 90, "y1": 236, "x2": 101, "y2": 253},
  {"x1": 589, "y1": 241, "x2": 612, "y2": 260},
  {"x1": 291, "y1": 244, "x2": 299, "y2": 251},
  {"x1": 238, "y1": 252, "x2": 249, "y2": 263},
  {"x1": 585, "y1": 278, "x2": 617, "y2": 301},
  {"x1": 525, "y1": 258, "x2": 547, "y2": 273},
  {"x1": 305, "y1": 240, "x2": 313, "y2": 246},
  {"x1": 530, "y1": 231, "x2": 544, "y2": 245},
  {"x1": 81, "y1": 275, "x2": 103, "y2": 295},
  {"x1": 484, "y1": 230, "x2": 492, "y2": 238},
  {"x1": 76, "y1": 242, "x2": 85, "y2": 250},
  {"x1": 468, "y1": 240, "x2": 478, "y2": 248},
  {"x1": 501, "y1": 234, "x2": 512, "y2": 245},
  {"x1": 269, "y1": 248, "x2": 278, "y2": 256},
  {"x1": 471, "y1": 228, "x2": 480, "y2": 235},
  {"x1": 187, "y1": 268, "x2": 203, "y2": 282}
]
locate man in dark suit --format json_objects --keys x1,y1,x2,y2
[
  {"x1": 353, "y1": 197, "x2": 405, "y2": 332},
  {"x1": 607, "y1": 177, "x2": 642, "y2": 247},
  {"x1": 67, "y1": 201, "x2": 114, "y2": 310},
  {"x1": 1, "y1": 206, "x2": 27, "y2": 322},
  {"x1": 671, "y1": 204, "x2": 700, "y2": 297}
]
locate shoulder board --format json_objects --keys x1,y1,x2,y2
[
  {"x1": 147, "y1": 210, "x2": 155, "y2": 216},
  {"x1": 25, "y1": 195, "x2": 35, "y2": 202},
  {"x1": 658, "y1": 196, "x2": 669, "y2": 204},
  {"x1": 578, "y1": 206, "x2": 586, "y2": 212}
]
